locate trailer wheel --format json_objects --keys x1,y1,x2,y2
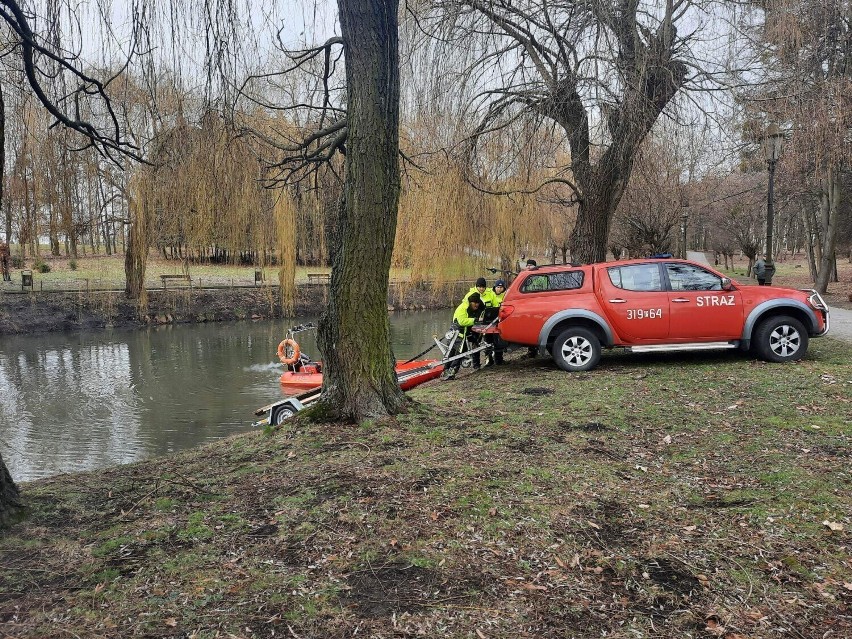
[{"x1": 271, "y1": 405, "x2": 296, "y2": 426}]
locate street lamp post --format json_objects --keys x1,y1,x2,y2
[{"x1": 763, "y1": 122, "x2": 784, "y2": 285}]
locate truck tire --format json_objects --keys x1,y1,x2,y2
[
  {"x1": 552, "y1": 327, "x2": 601, "y2": 372},
  {"x1": 753, "y1": 315, "x2": 809, "y2": 363}
]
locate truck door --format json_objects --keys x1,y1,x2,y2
[
  {"x1": 598, "y1": 263, "x2": 669, "y2": 341},
  {"x1": 663, "y1": 262, "x2": 744, "y2": 340}
]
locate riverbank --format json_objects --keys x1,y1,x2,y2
[
  {"x1": 0, "y1": 282, "x2": 465, "y2": 336},
  {"x1": 2, "y1": 340, "x2": 850, "y2": 638}
]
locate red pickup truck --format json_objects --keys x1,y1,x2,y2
[{"x1": 496, "y1": 258, "x2": 830, "y2": 371}]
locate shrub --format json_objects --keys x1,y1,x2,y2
[
  {"x1": 69, "y1": 259, "x2": 78, "y2": 271},
  {"x1": 35, "y1": 259, "x2": 50, "y2": 274},
  {"x1": 11, "y1": 255, "x2": 23, "y2": 268}
]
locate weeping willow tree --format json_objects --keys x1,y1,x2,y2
[
  {"x1": 132, "y1": 111, "x2": 299, "y2": 312},
  {"x1": 394, "y1": 116, "x2": 563, "y2": 283},
  {"x1": 395, "y1": 163, "x2": 555, "y2": 281},
  {"x1": 274, "y1": 194, "x2": 297, "y2": 312}
]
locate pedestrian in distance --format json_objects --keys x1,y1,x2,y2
[
  {"x1": 753, "y1": 255, "x2": 767, "y2": 286},
  {"x1": 0, "y1": 241, "x2": 11, "y2": 283}
]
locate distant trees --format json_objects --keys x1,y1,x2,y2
[
  {"x1": 610, "y1": 139, "x2": 686, "y2": 257},
  {"x1": 746, "y1": 0, "x2": 851, "y2": 293},
  {"x1": 428, "y1": 0, "x2": 697, "y2": 262},
  {"x1": 0, "y1": 0, "x2": 144, "y2": 526}
]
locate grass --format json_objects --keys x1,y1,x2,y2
[
  {"x1": 1, "y1": 339, "x2": 850, "y2": 637},
  {"x1": 0, "y1": 251, "x2": 420, "y2": 292}
]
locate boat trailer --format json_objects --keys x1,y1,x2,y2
[{"x1": 253, "y1": 322, "x2": 495, "y2": 427}]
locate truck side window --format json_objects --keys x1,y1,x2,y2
[
  {"x1": 549, "y1": 271, "x2": 584, "y2": 290},
  {"x1": 520, "y1": 271, "x2": 584, "y2": 293},
  {"x1": 666, "y1": 263, "x2": 723, "y2": 291},
  {"x1": 607, "y1": 265, "x2": 663, "y2": 292}
]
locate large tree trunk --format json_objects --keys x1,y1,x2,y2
[
  {"x1": 314, "y1": 0, "x2": 406, "y2": 422},
  {"x1": 570, "y1": 170, "x2": 631, "y2": 263},
  {"x1": 0, "y1": 452, "x2": 22, "y2": 528}
]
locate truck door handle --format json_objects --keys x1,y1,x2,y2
[
  {"x1": 672, "y1": 298, "x2": 690, "y2": 303},
  {"x1": 608, "y1": 299, "x2": 627, "y2": 303}
]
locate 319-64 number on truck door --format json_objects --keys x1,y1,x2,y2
[{"x1": 627, "y1": 308, "x2": 663, "y2": 320}]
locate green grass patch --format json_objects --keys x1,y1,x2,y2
[{"x1": 3, "y1": 337, "x2": 850, "y2": 638}]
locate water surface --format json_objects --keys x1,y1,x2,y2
[{"x1": 0, "y1": 311, "x2": 449, "y2": 481}]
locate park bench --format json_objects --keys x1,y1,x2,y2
[
  {"x1": 307, "y1": 273, "x2": 330, "y2": 285},
  {"x1": 160, "y1": 274, "x2": 192, "y2": 289}
]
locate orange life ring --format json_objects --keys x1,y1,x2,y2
[{"x1": 277, "y1": 338, "x2": 301, "y2": 365}]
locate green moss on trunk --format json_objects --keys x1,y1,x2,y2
[{"x1": 316, "y1": 0, "x2": 406, "y2": 421}]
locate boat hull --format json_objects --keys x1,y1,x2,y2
[{"x1": 280, "y1": 359, "x2": 443, "y2": 396}]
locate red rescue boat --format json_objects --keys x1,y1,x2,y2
[{"x1": 280, "y1": 359, "x2": 443, "y2": 396}]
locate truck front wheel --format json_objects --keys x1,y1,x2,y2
[
  {"x1": 753, "y1": 315, "x2": 809, "y2": 363},
  {"x1": 552, "y1": 327, "x2": 601, "y2": 372}
]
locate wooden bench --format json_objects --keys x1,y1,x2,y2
[
  {"x1": 307, "y1": 273, "x2": 330, "y2": 285},
  {"x1": 160, "y1": 274, "x2": 192, "y2": 289}
]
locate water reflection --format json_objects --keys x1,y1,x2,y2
[{"x1": 0, "y1": 310, "x2": 449, "y2": 481}]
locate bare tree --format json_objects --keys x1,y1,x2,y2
[
  {"x1": 0, "y1": 0, "x2": 144, "y2": 526},
  {"x1": 611, "y1": 137, "x2": 686, "y2": 256},
  {"x1": 744, "y1": 0, "x2": 851, "y2": 293},
  {"x1": 426, "y1": 0, "x2": 702, "y2": 262},
  {"x1": 226, "y1": 0, "x2": 408, "y2": 420}
]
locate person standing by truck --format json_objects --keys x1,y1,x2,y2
[
  {"x1": 483, "y1": 279, "x2": 506, "y2": 365},
  {"x1": 463, "y1": 277, "x2": 492, "y2": 305}
]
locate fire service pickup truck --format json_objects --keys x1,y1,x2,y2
[{"x1": 496, "y1": 258, "x2": 830, "y2": 372}]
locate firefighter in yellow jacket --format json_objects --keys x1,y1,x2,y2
[
  {"x1": 443, "y1": 292, "x2": 484, "y2": 379},
  {"x1": 484, "y1": 279, "x2": 506, "y2": 365}
]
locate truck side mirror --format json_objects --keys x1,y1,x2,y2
[{"x1": 721, "y1": 277, "x2": 733, "y2": 291}]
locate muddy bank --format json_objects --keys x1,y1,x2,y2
[{"x1": 0, "y1": 282, "x2": 468, "y2": 336}]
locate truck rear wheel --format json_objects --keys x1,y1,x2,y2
[
  {"x1": 552, "y1": 327, "x2": 601, "y2": 372},
  {"x1": 753, "y1": 315, "x2": 808, "y2": 362}
]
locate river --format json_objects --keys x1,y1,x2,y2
[{"x1": 0, "y1": 311, "x2": 450, "y2": 481}]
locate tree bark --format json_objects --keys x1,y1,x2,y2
[
  {"x1": 0, "y1": 452, "x2": 22, "y2": 528},
  {"x1": 314, "y1": 0, "x2": 406, "y2": 422},
  {"x1": 125, "y1": 197, "x2": 148, "y2": 305},
  {"x1": 0, "y1": 81, "x2": 7, "y2": 244},
  {"x1": 815, "y1": 166, "x2": 840, "y2": 294},
  {"x1": 570, "y1": 182, "x2": 627, "y2": 262},
  {"x1": 801, "y1": 205, "x2": 818, "y2": 282}
]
